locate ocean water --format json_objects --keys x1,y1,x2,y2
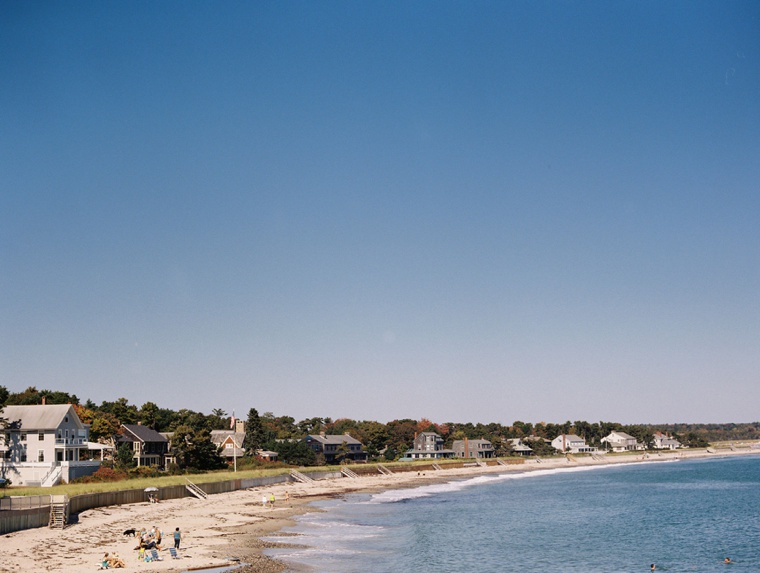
[{"x1": 265, "y1": 455, "x2": 760, "y2": 573}]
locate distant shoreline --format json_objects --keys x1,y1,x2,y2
[{"x1": 0, "y1": 446, "x2": 757, "y2": 573}]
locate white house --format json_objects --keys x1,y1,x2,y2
[
  {"x1": 652, "y1": 432, "x2": 681, "y2": 450},
  {"x1": 551, "y1": 434, "x2": 597, "y2": 454},
  {"x1": 0, "y1": 404, "x2": 100, "y2": 486},
  {"x1": 601, "y1": 431, "x2": 642, "y2": 452}
]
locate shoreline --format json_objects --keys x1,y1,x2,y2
[{"x1": 1, "y1": 447, "x2": 757, "y2": 573}]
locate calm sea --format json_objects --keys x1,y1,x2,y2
[{"x1": 265, "y1": 455, "x2": 760, "y2": 573}]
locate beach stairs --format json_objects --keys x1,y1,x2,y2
[
  {"x1": 496, "y1": 458, "x2": 508, "y2": 466},
  {"x1": 290, "y1": 469, "x2": 315, "y2": 484},
  {"x1": 377, "y1": 465, "x2": 393, "y2": 476},
  {"x1": 533, "y1": 457, "x2": 543, "y2": 463},
  {"x1": 476, "y1": 460, "x2": 488, "y2": 467},
  {"x1": 591, "y1": 454, "x2": 605, "y2": 462},
  {"x1": 341, "y1": 467, "x2": 359, "y2": 479},
  {"x1": 565, "y1": 454, "x2": 578, "y2": 463},
  {"x1": 41, "y1": 465, "x2": 63, "y2": 488},
  {"x1": 184, "y1": 478, "x2": 208, "y2": 500},
  {"x1": 49, "y1": 495, "x2": 68, "y2": 529},
  {"x1": 432, "y1": 463, "x2": 443, "y2": 471}
]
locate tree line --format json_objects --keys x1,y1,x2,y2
[{"x1": 2, "y1": 386, "x2": 759, "y2": 472}]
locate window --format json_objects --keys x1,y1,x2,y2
[
  {"x1": 38, "y1": 450, "x2": 45, "y2": 462},
  {"x1": 38, "y1": 432, "x2": 45, "y2": 441},
  {"x1": 20, "y1": 450, "x2": 27, "y2": 462},
  {"x1": 21, "y1": 433, "x2": 26, "y2": 441}
]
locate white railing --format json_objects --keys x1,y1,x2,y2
[{"x1": 55, "y1": 438, "x2": 86, "y2": 446}]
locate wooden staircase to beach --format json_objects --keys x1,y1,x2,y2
[
  {"x1": 49, "y1": 495, "x2": 68, "y2": 529},
  {"x1": 377, "y1": 465, "x2": 393, "y2": 475},
  {"x1": 341, "y1": 467, "x2": 359, "y2": 479},
  {"x1": 289, "y1": 470, "x2": 314, "y2": 483},
  {"x1": 185, "y1": 478, "x2": 208, "y2": 499}
]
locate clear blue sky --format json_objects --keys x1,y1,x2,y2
[{"x1": 2, "y1": 2, "x2": 758, "y2": 425}]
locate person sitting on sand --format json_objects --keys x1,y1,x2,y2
[{"x1": 100, "y1": 552, "x2": 110, "y2": 569}]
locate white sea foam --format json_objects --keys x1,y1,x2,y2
[{"x1": 366, "y1": 460, "x2": 668, "y2": 504}]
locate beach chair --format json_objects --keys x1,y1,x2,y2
[
  {"x1": 150, "y1": 549, "x2": 163, "y2": 561},
  {"x1": 169, "y1": 547, "x2": 180, "y2": 559}
]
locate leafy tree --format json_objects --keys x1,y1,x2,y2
[
  {"x1": 243, "y1": 408, "x2": 267, "y2": 455},
  {"x1": 297, "y1": 417, "x2": 325, "y2": 435},
  {"x1": 6, "y1": 386, "x2": 78, "y2": 405},
  {"x1": 523, "y1": 437, "x2": 555, "y2": 457},
  {"x1": 115, "y1": 441, "x2": 136, "y2": 469},
  {"x1": 171, "y1": 426, "x2": 226, "y2": 471},
  {"x1": 208, "y1": 408, "x2": 229, "y2": 431},
  {"x1": 138, "y1": 402, "x2": 160, "y2": 430},
  {"x1": 99, "y1": 398, "x2": 138, "y2": 425},
  {"x1": 89, "y1": 412, "x2": 122, "y2": 443},
  {"x1": 265, "y1": 438, "x2": 317, "y2": 466}
]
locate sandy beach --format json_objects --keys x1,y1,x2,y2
[{"x1": 1, "y1": 447, "x2": 757, "y2": 573}]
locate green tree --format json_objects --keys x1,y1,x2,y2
[
  {"x1": 171, "y1": 425, "x2": 226, "y2": 471},
  {"x1": 265, "y1": 438, "x2": 316, "y2": 466},
  {"x1": 115, "y1": 441, "x2": 136, "y2": 469},
  {"x1": 138, "y1": 402, "x2": 160, "y2": 430},
  {"x1": 243, "y1": 408, "x2": 267, "y2": 455}
]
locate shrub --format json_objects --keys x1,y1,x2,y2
[{"x1": 74, "y1": 466, "x2": 127, "y2": 483}]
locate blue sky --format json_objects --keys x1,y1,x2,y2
[{"x1": 2, "y1": 2, "x2": 758, "y2": 425}]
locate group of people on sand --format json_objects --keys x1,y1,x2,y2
[{"x1": 131, "y1": 525, "x2": 182, "y2": 559}]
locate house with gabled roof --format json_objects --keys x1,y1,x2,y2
[
  {"x1": 303, "y1": 433, "x2": 367, "y2": 463},
  {"x1": 551, "y1": 434, "x2": 597, "y2": 454},
  {"x1": 452, "y1": 438, "x2": 494, "y2": 459},
  {"x1": 601, "y1": 431, "x2": 642, "y2": 452},
  {"x1": 508, "y1": 438, "x2": 534, "y2": 456},
  {"x1": 403, "y1": 432, "x2": 456, "y2": 460},
  {"x1": 0, "y1": 404, "x2": 100, "y2": 486},
  {"x1": 652, "y1": 431, "x2": 681, "y2": 450},
  {"x1": 117, "y1": 424, "x2": 169, "y2": 468},
  {"x1": 210, "y1": 430, "x2": 246, "y2": 462}
]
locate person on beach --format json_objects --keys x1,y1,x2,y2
[
  {"x1": 269, "y1": 492, "x2": 275, "y2": 508},
  {"x1": 174, "y1": 527, "x2": 182, "y2": 550},
  {"x1": 262, "y1": 494, "x2": 267, "y2": 507},
  {"x1": 100, "y1": 552, "x2": 110, "y2": 569}
]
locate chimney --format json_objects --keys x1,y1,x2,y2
[{"x1": 41, "y1": 396, "x2": 46, "y2": 405}]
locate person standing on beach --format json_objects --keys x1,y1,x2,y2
[
  {"x1": 269, "y1": 492, "x2": 275, "y2": 508},
  {"x1": 173, "y1": 527, "x2": 182, "y2": 550}
]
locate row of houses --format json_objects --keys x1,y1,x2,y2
[
  {"x1": 400, "y1": 431, "x2": 682, "y2": 460},
  {"x1": 0, "y1": 404, "x2": 683, "y2": 487}
]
